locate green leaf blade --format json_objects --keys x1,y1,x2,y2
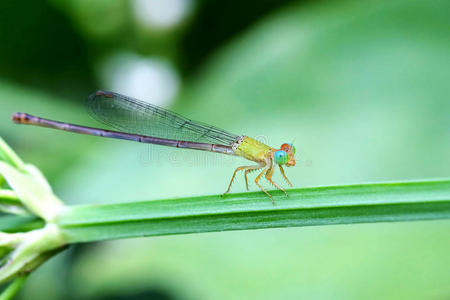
[{"x1": 57, "y1": 179, "x2": 450, "y2": 243}]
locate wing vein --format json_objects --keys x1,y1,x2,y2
[{"x1": 86, "y1": 91, "x2": 238, "y2": 145}]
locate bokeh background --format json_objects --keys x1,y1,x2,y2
[{"x1": 1, "y1": 0, "x2": 450, "y2": 299}]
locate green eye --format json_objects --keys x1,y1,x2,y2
[{"x1": 274, "y1": 150, "x2": 289, "y2": 165}]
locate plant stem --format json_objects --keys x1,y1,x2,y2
[
  {"x1": 0, "y1": 215, "x2": 43, "y2": 233},
  {"x1": 56, "y1": 179, "x2": 450, "y2": 243},
  {"x1": 0, "y1": 275, "x2": 28, "y2": 300}
]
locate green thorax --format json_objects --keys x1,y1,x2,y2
[{"x1": 233, "y1": 136, "x2": 273, "y2": 163}]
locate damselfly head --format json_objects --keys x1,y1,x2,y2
[{"x1": 274, "y1": 143, "x2": 296, "y2": 167}]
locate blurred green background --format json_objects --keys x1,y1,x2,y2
[{"x1": 1, "y1": 0, "x2": 449, "y2": 299}]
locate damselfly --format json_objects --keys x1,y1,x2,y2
[{"x1": 12, "y1": 91, "x2": 296, "y2": 202}]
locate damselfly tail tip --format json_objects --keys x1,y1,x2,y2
[{"x1": 12, "y1": 112, "x2": 30, "y2": 124}]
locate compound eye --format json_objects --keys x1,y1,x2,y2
[{"x1": 274, "y1": 150, "x2": 289, "y2": 165}]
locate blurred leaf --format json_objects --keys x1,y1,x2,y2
[{"x1": 50, "y1": 0, "x2": 129, "y2": 39}]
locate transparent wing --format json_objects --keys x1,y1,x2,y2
[{"x1": 86, "y1": 91, "x2": 239, "y2": 146}]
